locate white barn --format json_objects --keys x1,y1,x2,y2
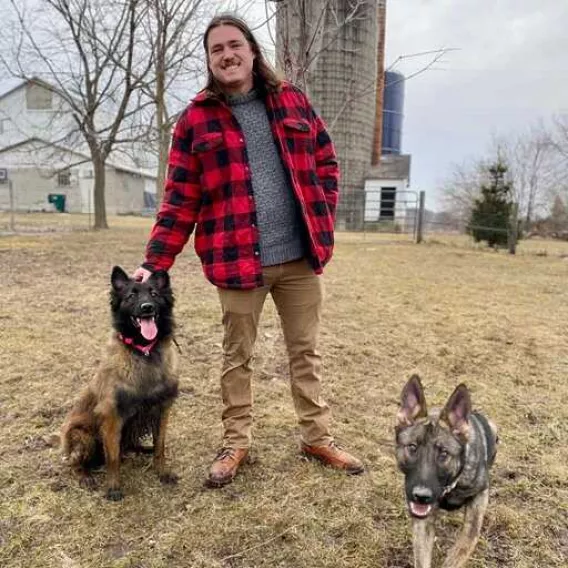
[{"x1": 0, "y1": 77, "x2": 157, "y2": 214}]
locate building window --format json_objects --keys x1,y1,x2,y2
[
  {"x1": 58, "y1": 169, "x2": 71, "y2": 187},
  {"x1": 26, "y1": 83, "x2": 53, "y2": 110}
]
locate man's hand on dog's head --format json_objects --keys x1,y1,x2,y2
[{"x1": 132, "y1": 267, "x2": 152, "y2": 283}]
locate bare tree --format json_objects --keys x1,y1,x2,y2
[
  {"x1": 493, "y1": 125, "x2": 562, "y2": 228},
  {"x1": 386, "y1": 47, "x2": 459, "y2": 84},
  {"x1": 324, "y1": 47, "x2": 457, "y2": 135},
  {"x1": 549, "y1": 194, "x2": 568, "y2": 234},
  {"x1": 441, "y1": 123, "x2": 568, "y2": 231},
  {"x1": 267, "y1": 1, "x2": 457, "y2": 137},
  {"x1": 550, "y1": 115, "x2": 568, "y2": 160},
  {"x1": 440, "y1": 157, "x2": 489, "y2": 221},
  {"x1": 268, "y1": 0, "x2": 457, "y2": 90},
  {"x1": 548, "y1": 116, "x2": 568, "y2": 202},
  {"x1": 0, "y1": 0, "x2": 154, "y2": 229},
  {"x1": 136, "y1": 0, "x2": 209, "y2": 201},
  {"x1": 269, "y1": 0, "x2": 369, "y2": 96}
]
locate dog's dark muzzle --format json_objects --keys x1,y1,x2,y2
[
  {"x1": 131, "y1": 303, "x2": 160, "y2": 341},
  {"x1": 138, "y1": 302, "x2": 156, "y2": 317}
]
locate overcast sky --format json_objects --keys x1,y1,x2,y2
[
  {"x1": 384, "y1": 0, "x2": 568, "y2": 209},
  {"x1": 250, "y1": 0, "x2": 568, "y2": 210}
]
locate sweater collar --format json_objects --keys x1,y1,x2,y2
[
  {"x1": 227, "y1": 89, "x2": 259, "y2": 106},
  {"x1": 192, "y1": 82, "x2": 290, "y2": 106}
]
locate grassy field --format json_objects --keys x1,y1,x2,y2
[{"x1": 1, "y1": 214, "x2": 567, "y2": 568}]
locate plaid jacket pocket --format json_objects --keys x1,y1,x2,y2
[
  {"x1": 282, "y1": 117, "x2": 314, "y2": 157},
  {"x1": 191, "y1": 132, "x2": 224, "y2": 153},
  {"x1": 282, "y1": 117, "x2": 311, "y2": 133}
]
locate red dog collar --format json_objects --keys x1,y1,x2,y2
[{"x1": 118, "y1": 333, "x2": 157, "y2": 356}]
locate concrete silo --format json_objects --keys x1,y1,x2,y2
[{"x1": 272, "y1": 0, "x2": 383, "y2": 229}]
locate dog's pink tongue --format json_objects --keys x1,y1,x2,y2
[{"x1": 139, "y1": 318, "x2": 158, "y2": 341}]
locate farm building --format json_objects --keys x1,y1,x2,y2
[
  {"x1": 364, "y1": 153, "x2": 413, "y2": 230},
  {"x1": 0, "y1": 77, "x2": 157, "y2": 214}
]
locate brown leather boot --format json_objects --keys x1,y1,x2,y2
[
  {"x1": 207, "y1": 448, "x2": 249, "y2": 487},
  {"x1": 301, "y1": 441, "x2": 365, "y2": 475}
]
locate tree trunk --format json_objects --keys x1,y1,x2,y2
[
  {"x1": 156, "y1": 125, "x2": 169, "y2": 204},
  {"x1": 525, "y1": 173, "x2": 538, "y2": 230},
  {"x1": 275, "y1": 0, "x2": 328, "y2": 95},
  {"x1": 93, "y1": 155, "x2": 108, "y2": 229},
  {"x1": 508, "y1": 202, "x2": 519, "y2": 255},
  {"x1": 155, "y1": 13, "x2": 167, "y2": 203}
]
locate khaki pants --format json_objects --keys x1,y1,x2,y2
[{"x1": 217, "y1": 259, "x2": 332, "y2": 448}]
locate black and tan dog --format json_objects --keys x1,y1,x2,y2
[
  {"x1": 395, "y1": 375, "x2": 498, "y2": 568},
  {"x1": 61, "y1": 266, "x2": 179, "y2": 500}
]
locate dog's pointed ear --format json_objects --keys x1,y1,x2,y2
[
  {"x1": 111, "y1": 266, "x2": 130, "y2": 292},
  {"x1": 397, "y1": 374, "x2": 427, "y2": 427},
  {"x1": 149, "y1": 270, "x2": 170, "y2": 290},
  {"x1": 440, "y1": 383, "x2": 471, "y2": 439}
]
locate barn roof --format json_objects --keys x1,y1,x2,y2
[
  {"x1": 0, "y1": 137, "x2": 157, "y2": 179},
  {"x1": 0, "y1": 77, "x2": 27, "y2": 100}
]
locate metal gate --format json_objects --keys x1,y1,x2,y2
[{"x1": 363, "y1": 188, "x2": 420, "y2": 238}]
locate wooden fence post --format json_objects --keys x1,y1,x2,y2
[
  {"x1": 508, "y1": 202, "x2": 519, "y2": 255},
  {"x1": 416, "y1": 191, "x2": 426, "y2": 243}
]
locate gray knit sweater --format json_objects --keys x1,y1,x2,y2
[{"x1": 228, "y1": 90, "x2": 305, "y2": 267}]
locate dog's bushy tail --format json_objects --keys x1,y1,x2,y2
[{"x1": 61, "y1": 391, "x2": 99, "y2": 467}]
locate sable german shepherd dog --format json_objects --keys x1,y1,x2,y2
[
  {"x1": 395, "y1": 375, "x2": 498, "y2": 568},
  {"x1": 61, "y1": 266, "x2": 179, "y2": 500}
]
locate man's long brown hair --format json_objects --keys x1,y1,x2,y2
[{"x1": 203, "y1": 14, "x2": 282, "y2": 97}]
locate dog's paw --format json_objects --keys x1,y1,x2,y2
[
  {"x1": 105, "y1": 488, "x2": 124, "y2": 501},
  {"x1": 79, "y1": 475, "x2": 98, "y2": 490},
  {"x1": 159, "y1": 472, "x2": 179, "y2": 485}
]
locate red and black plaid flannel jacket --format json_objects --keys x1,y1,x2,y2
[{"x1": 142, "y1": 81, "x2": 339, "y2": 289}]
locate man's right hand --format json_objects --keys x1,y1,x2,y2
[{"x1": 132, "y1": 266, "x2": 153, "y2": 282}]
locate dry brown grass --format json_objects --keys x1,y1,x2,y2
[{"x1": 1, "y1": 215, "x2": 567, "y2": 568}]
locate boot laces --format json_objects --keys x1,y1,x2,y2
[{"x1": 215, "y1": 448, "x2": 236, "y2": 461}]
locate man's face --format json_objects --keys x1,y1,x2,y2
[{"x1": 207, "y1": 25, "x2": 255, "y2": 95}]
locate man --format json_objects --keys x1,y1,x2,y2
[{"x1": 134, "y1": 14, "x2": 364, "y2": 487}]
